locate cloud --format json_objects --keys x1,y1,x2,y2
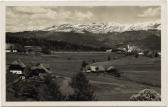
[
  {"x1": 137, "y1": 7, "x2": 160, "y2": 18},
  {"x1": 14, "y1": 6, "x2": 50, "y2": 14},
  {"x1": 6, "y1": 6, "x2": 161, "y2": 32},
  {"x1": 73, "y1": 11, "x2": 95, "y2": 21},
  {"x1": 6, "y1": 6, "x2": 97, "y2": 32}
]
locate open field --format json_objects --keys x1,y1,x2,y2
[{"x1": 6, "y1": 52, "x2": 161, "y2": 101}]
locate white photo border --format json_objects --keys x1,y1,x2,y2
[{"x1": 1, "y1": 0, "x2": 167, "y2": 106}]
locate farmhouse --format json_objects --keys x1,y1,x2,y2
[
  {"x1": 29, "y1": 63, "x2": 51, "y2": 77},
  {"x1": 83, "y1": 62, "x2": 121, "y2": 77},
  {"x1": 6, "y1": 43, "x2": 18, "y2": 53},
  {"x1": 138, "y1": 52, "x2": 144, "y2": 56},
  {"x1": 84, "y1": 65, "x2": 105, "y2": 73},
  {"x1": 106, "y1": 49, "x2": 112, "y2": 53},
  {"x1": 127, "y1": 45, "x2": 141, "y2": 53},
  {"x1": 8, "y1": 59, "x2": 26, "y2": 75},
  {"x1": 84, "y1": 63, "x2": 115, "y2": 73},
  {"x1": 24, "y1": 46, "x2": 42, "y2": 54}
]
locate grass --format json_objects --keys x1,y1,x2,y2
[{"x1": 6, "y1": 52, "x2": 161, "y2": 101}]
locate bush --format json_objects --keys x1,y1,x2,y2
[{"x1": 130, "y1": 89, "x2": 161, "y2": 101}]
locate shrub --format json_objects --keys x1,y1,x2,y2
[{"x1": 130, "y1": 89, "x2": 161, "y2": 101}]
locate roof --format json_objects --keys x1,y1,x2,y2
[
  {"x1": 6, "y1": 43, "x2": 15, "y2": 50},
  {"x1": 31, "y1": 63, "x2": 51, "y2": 73},
  {"x1": 97, "y1": 65, "x2": 106, "y2": 71},
  {"x1": 86, "y1": 65, "x2": 106, "y2": 72},
  {"x1": 86, "y1": 63, "x2": 115, "y2": 72},
  {"x1": 24, "y1": 46, "x2": 42, "y2": 50},
  {"x1": 107, "y1": 66, "x2": 115, "y2": 71},
  {"x1": 11, "y1": 59, "x2": 26, "y2": 68}
]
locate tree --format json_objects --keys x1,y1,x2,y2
[
  {"x1": 42, "y1": 46, "x2": 51, "y2": 54},
  {"x1": 130, "y1": 89, "x2": 161, "y2": 101},
  {"x1": 92, "y1": 59, "x2": 96, "y2": 63},
  {"x1": 10, "y1": 45, "x2": 13, "y2": 52},
  {"x1": 81, "y1": 60, "x2": 88, "y2": 70},
  {"x1": 134, "y1": 53, "x2": 139, "y2": 58},
  {"x1": 107, "y1": 55, "x2": 111, "y2": 61},
  {"x1": 15, "y1": 44, "x2": 25, "y2": 53},
  {"x1": 69, "y1": 72, "x2": 96, "y2": 101},
  {"x1": 43, "y1": 74, "x2": 65, "y2": 101}
]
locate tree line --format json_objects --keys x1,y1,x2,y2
[{"x1": 6, "y1": 35, "x2": 107, "y2": 52}]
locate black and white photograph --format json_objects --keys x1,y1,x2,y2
[{"x1": 2, "y1": 0, "x2": 167, "y2": 105}]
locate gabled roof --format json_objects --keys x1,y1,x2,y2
[
  {"x1": 86, "y1": 63, "x2": 115, "y2": 72},
  {"x1": 31, "y1": 63, "x2": 51, "y2": 73},
  {"x1": 11, "y1": 59, "x2": 26, "y2": 68},
  {"x1": 107, "y1": 66, "x2": 115, "y2": 71}
]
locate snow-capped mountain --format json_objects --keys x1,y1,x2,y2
[{"x1": 42, "y1": 21, "x2": 161, "y2": 34}]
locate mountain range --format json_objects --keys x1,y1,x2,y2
[
  {"x1": 6, "y1": 21, "x2": 161, "y2": 51},
  {"x1": 41, "y1": 21, "x2": 161, "y2": 34}
]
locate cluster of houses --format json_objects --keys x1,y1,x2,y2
[
  {"x1": 6, "y1": 43, "x2": 42, "y2": 54},
  {"x1": 8, "y1": 59, "x2": 51, "y2": 79},
  {"x1": 106, "y1": 44, "x2": 161, "y2": 57}
]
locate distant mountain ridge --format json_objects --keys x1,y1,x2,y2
[
  {"x1": 41, "y1": 21, "x2": 161, "y2": 34},
  {"x1": 6, "y1": 21, "x2": 161, "y2": 51}
]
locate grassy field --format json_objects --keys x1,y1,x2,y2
[{"x1": 6, "y1": 52, "x2": 161, "y2": 101}]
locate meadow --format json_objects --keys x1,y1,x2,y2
[{"x1": 6, "y1": 52, "x2": 161, "y2": 101}]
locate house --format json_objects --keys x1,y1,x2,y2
[
  {"x1": 83, "y1": 65, "x2": 106, "y2": 72},
  {"x1": 157, "y1": 52, "x2": 161, "y2": 56},
  {"x1": 24, "y1": 46, "x2": 42, "y2": 54},
  {"x1": 127, "y1": 45, "x2": 141, "y2": 53},
  {"x1": 138, "y1": 52, "x2": 144, "y2": 56},
  {"x1": 8, "y1": 59, "x2": 26, "y2": 75},
  {"x1": 106, "y1": 49, "x2": 112, "y2": 53},
  {"x1": 6, "y1": 43, "x2": 18, "y2": 53},
  {"x1": 83, "y1": 63, "x2": 120, "y2": 77},
  {"x1": 29, "y1": 63, "x2": 51, "y2": 77},
  {"x1": 84, "y1": 66, "x2": 97, "y2": 73}
]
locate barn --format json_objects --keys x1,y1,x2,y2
[
  {"x1": 29, "y1": 63, "x2": 51, "y2": 77},
  {"x1": 8, "y1": 59, "x2": 26, "y2": 75},
  {"x1": 83, "y1": 63, "x2": 120, "y2": 77}
]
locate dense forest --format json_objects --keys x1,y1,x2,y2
[{"x1": 6, "y1": 34, "x2": 108, "y2": 52}]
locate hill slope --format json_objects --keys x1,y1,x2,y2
[{"x1": 6, "y1": 29, "x2": 161, "y2": 51}]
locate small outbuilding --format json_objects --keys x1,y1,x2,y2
[{"x1": 8, "y1": 59, "x2": 26, "y2": 75}]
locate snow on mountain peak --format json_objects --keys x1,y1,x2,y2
[{"x1": 41, "y1": 21, "x2": 161, "y2": 34}]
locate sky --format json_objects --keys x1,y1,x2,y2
[{"x1": 6, "y1": 6, "x2": 161, "y2": 32}]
